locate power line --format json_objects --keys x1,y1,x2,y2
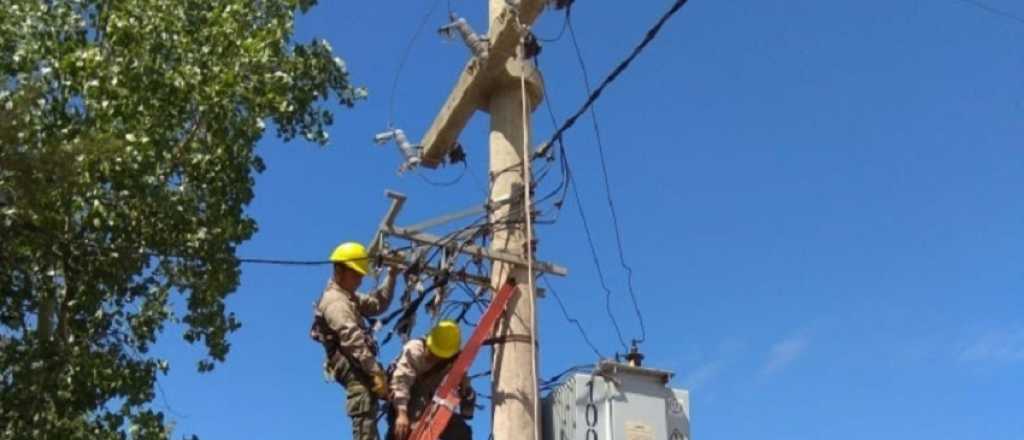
[
  {"x1": 532, "y1": 55, "x2": 572, "y2": 218},
  {"x1": 533, "y1": 52, "x2": 627, "y2": 353},
  {"x1": 387, "y1": 0, "x2": 444, "y2": 127},
  {"x1": 416, "y1": 161, "x2": 469, "y2": 187},
  {"x1": 953, "y1": 0, "x2": 1024, "y2": 25},
  {"x1": 566, "y1": 11, "x2": 647, "y2": 345},
  {"x1": 238, "y1": 258, "x2": 330, "y2": 266},
  {"x1": 541, "y1": 0, "x2": 693, "y2": 151},
  {"x1": 536, "y1": 7, "x2": 570, "y2": 42},
  {"x1": 542, "y1": 276, "x2": 605, "y2": 359},
  {"x1": 539, "y1": 363, "x2": 595, "y2": 390},
  {"x1": 564, "y1": 163, "x2": 629, "y2": 352},
  {"x1": 533, "y1": 51, "x2": 618, "y2": 357}
]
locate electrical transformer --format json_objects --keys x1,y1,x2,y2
[{"x1": 542, "y1": 361, "x2": 690, "y2": 440}]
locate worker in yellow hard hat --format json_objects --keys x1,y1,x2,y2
[
  {"x1": 310, "y1": 241, "x2": 400, "y2": 440},
  {"x1": 386, "y1": 320, "x2": 475, "y2": 440}
]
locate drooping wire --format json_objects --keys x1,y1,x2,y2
[
  {"x1": 539, "y1": 363, "x2": 596, "y2": 390},
  {"x1": 378, "y1": 247, "x2": 476, "y2": 345},
  {"x1": 565, "y1": 161, "x2": 629, "y2": 352},
  {"x1": 387, "y1": 0, "x2": 444, "y2": 127},
  {"x1": 375, "y1": 205, "x2": 526, "y2": 345},
  {"x1": 530, "y1": 49, "x2": 628, "y2": 352},
  {"x1": 238, "y1": 258, "x2": 330, "y2": 266},
  {"x1": 536, "y1": 7, "x2": 570, "y2": 42},
  {"x1": 416, "y1": 161, "x2": 469, "y2": 187},
  {"x1": 236, "y1": 246, "x2": 419, "y2": 267},
  {"x1": 468, "y1": 369, "x2": 491, "y2": 380},
  {"x1": 566, "y1": 11, "x2": 646, "y2": 345},
  {"x1": 541, "y1": 276, "x2": 605, "y2": 359},
  {"x1": 532, "y1": 55, "x2": 571, "y2": 215},
  {"x1": 540, "y1": 0, "x2": 693, "y2": 152},
  {"x1": 464, "y1": 160, "x2": 491, "y2": 200}
]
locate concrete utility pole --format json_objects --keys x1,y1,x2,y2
[
  {"x1": 485, "y1": 3, "x2": 541, "y2": 439},
  {"x1": 414, "y1": 1, "x2": 548, "y2": 438}
]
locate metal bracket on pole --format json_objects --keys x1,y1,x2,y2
[
  {"x1": 402, "y1": 183, "x2": 526, "y2": 234},
  {"x1": 368, "y1": 191, "x2": 568, "y2": 285},
  {"x1": 374, "y1": 128, "x2": 422, "y2": 173},
  {"x1": 439, "y1": 13, "x2": 490, "y2": 60},
  {"x1": 367, "y1": 190, "x2": 407, "y2": 260},
  {"x1": 402, "y1": 204, "x2": 486, "y2": 235},
  {"x1": 386, "y1": 226, "x2": 567, "y2": 276}
]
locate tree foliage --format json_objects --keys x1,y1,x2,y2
[{"x1": 0, "y1": 0, "x2": 364, "y2": 437}]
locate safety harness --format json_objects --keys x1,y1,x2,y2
[{"x1": 310, "y1": 312, "x2": 377, "y2": 385}]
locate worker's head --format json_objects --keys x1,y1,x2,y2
[
  {"x1": 330, "y1": 242, "x2": 371, "y2": 290},
  {"x1": 426, "y1": 320, "x2": 461, "y2": 360}
]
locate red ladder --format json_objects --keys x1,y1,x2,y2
[{"x1": 407, "y1": 278, "x2": 519, "y2": 440}]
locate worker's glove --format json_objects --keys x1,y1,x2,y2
[{"x1": 371, "y1": 371, "x2": 389, "y2": 399}]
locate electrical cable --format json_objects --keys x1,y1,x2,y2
[
  {"x1": 513, "y1": 15, "x2": 542, "y2": 440},
  {"x1": 541, "y1": 276, "x2": 605, "y2": 359},
  {"x1": 238, "y1": 258, "x2": 329, "y2": 266},
  {"x1": 387, "y1": 0, "x2": 444, "y2": 127},
  {"x1": 566, "y1": 11, "x2": 647, "y2": 345},
  {"x1": 566, "y1": 164, "x2": 629, "y2": 352},
  {"x1": 539, "y1": 363, "x2": 594, "y2": 387},
  {"x1": 536, "y1": 7, "x2": 570, "y2": 42},
  {"x1": 540, "y1": 0, "x2": 693, "y2": 152},
  {"x1": 416, "y1": 161, "x2": 469, "y2": 187},
  {"x1": 376, "y1": 210, "x2": 507, "y2": 344}
]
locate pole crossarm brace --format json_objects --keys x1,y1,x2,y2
[
  {"x1": 369, "y1": 190, "x2": 568, "y2": 278},
  {"x1": 418, "y1": 0, "x2": 547, "y2": 168},
  {"x1": 401, "y1": 204, "x2": 485, "y2": 235},
  {"x1": 400, "y1": 183, "x2": 525, "y2": 234},
  {"x1": 384, "y1": 226, "x2": 568, "y2": 277},
  {"x1": 377, "y1": 252, "x2": 493, "y2": 287}
]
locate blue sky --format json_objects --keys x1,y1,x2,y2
[{"x1": 152, "y1": 1, "x2": 1024, "y2": 439}]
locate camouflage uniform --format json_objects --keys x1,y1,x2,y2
[
  {"x1": 313, "y1": 277, "x2": 395, "y2": 440},
  {"x1": 387, "y1": 339, "x2": 475, "y2": 440}
]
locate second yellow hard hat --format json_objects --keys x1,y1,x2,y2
[{"x1": 426, "y1": 320, "x2": 461, "y2": 359}]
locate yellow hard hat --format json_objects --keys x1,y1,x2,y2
[
  {"x1": 426, "y1": 320, "x2": 461, "y2": 359},
  {"x1": 329, "y1": 242, "x2": 370, "y2": 275}
]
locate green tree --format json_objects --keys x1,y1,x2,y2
[{"x1": 0, "y1": 0, "x2": 365, "y2": 437}]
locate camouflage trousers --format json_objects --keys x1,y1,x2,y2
[{"x1": 334, "y1": 359, "x2": 380, "y2": 440}]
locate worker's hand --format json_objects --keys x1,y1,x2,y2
[
  {"x1": 460, "y1": 402, "x2": 475, "y2": 420},
  {"x1": 371, "y1": 371, "x2": 389, "y2": 399},
  {"x1": 394, "y1": 409, "x2": 411, "y2": 440}
]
